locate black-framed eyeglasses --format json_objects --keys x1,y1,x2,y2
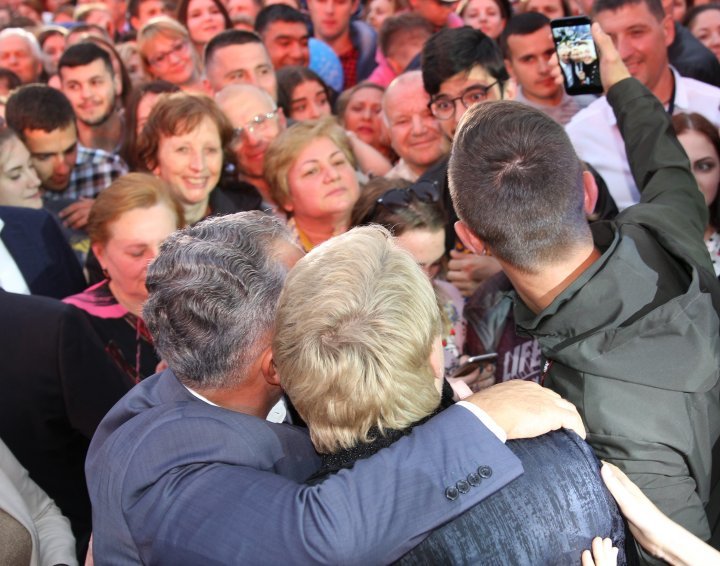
[
  {"x1": 428, "y1": 82, "x2": 499, "y2": 120},
  {"x1": 232, "y1": 109, "x2": 279, "y2": 145}
]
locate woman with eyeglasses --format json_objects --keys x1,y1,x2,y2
[
  {"x1": 264, "y1": 117, "x2": 361, "y2": 251},
  {"x1": 138, "y1": 92, "x2": 262, "y2": 225},
  {"x1": 351, "y1": 177, "x2": 483, "y2": 392},
  {"x1": 137, "y1": 17, "x2": 205, "y2": 93}
]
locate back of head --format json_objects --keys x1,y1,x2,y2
[
  {"x1": 58, "y1": 42, "x2": 114, "y2": 77},
  {"x1": 254, "y1": 3, "x2": 307, "y2": 35},
  {"x1": 449, "y1": 100, "x2": 588, "y2": 272},
  {"x1": 274, "y1": 225, "x2": 442, "y2": 454},
  {"x1": 499, "y1": 12, "x2": 550, "y2": 59},
  {"x1": 205, "y1": 29, "x2": 263, "y2": 68},
  {"x1": 593, "y1": 0, "x2": 665, "y2": 19},
  {"x1": 6, "y1": 84, "x2": 75, "y2": 138},
  {"x1": 422, "y1": 26, "x2": 508, "y2": 96},
  {"x1": 144, "y1": 211, "x2": 294, "y2": 389},
  {"x1": 378, "y1": 12, "x2": 434, "y2": 58}
]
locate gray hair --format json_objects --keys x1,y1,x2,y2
[
  {"x1": 0, "y1": 28, "x2": 43, "y2": 63},
  {"x1": 143, "y1": 211, "x2": 296, "y2": 389}
]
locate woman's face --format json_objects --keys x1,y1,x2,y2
[
  {"x1": 342, "y1": 87, "x2": 384, "y2": 148},
  {"x1": 136, "y1": 92, "x2": 163, "y2": 136},
  {"x1": 395, "y1": 228, "x2": 445, "y2": 279},
  {"x1": 462, "y1": 0, "x2": 506, "y2": 39},
  {"x1": 145, "y1": 34, "x2": 195, "y2": 86},
  {"x1": 689, "y1": 9, "x2": 720, "y2": 62},
  {"x1": 186, "y1": 0, "x2": 227, "y2": 46},
  {"x1": 42, "y1": 33, "x2": 66, "y2": 75},
  {"x1": 0, "y1": 136, "x2": 42, "y2": 209},
  {"x1": 94, "y1": 203, "x2": 179, "y2": 306},
  {"x1": 366, "y1": 0, "x2": 394, "y2": 31},
  {"x1": 678, "y1": 129, "x2": 720, "y2": 207},
  {"x1": 286, "y1": 136, "x2": 360, "y2": 222},
  {"x1": 290, "y1": 80, "x2": 332, "y2": 121},
  {"x1": 153, "y1": 117, "x2": 224, "y2": 207},
  {"x1": 125, "y1": 49, "x2": 146, "y2": 87}
]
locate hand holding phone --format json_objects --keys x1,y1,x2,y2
[
  {"x1": 551, "y1": 16, "x2": 603, "y2": 95},
  {"x1": 450, "y1": 353, "x2": 498, "y2": 378}
]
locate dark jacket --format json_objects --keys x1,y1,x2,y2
[
  {"x1": 350, "y1": 19, "x2": 378, "y2": 82},
  {"x1": 0, "y1": 290, "x2": 133, "y2": 559},
  {"x1": 515, "y1": 79, "x2": 720, "y2": 543},
  {"x1": 0, "y1": 206, "x2": 85, "y2": 299},
  {"x1": 669, "y1": 23, "x2": 720, "y2": 88}
]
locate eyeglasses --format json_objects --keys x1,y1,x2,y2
[
  {"x1": 147, "y1": 40, "x2": 189, "y2": 68},
  {"x1": 428, "y1": 82, "x2": 499, "y2": 120},
  {"x1": 232, "y1": 109, "x2": 279, "y2": 145}
]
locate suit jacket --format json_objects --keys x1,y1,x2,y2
[
  {"x1": 87, "y1": 370, "x2": 523, "y2": 565},
  {"x1": 0, "y1": 206, "x2": 85, "y2": 299},
  {"x1": 396, "y1": 430, "x2": 627, "y2": 565},
  {"x1": 0, "y1": 290, "x2": 134, "y2": 558}
]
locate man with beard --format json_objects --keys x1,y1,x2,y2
[
  {"x1": 59, "y1": 43, "x2": 124, "y2": 153},
  {"x1": 6, "y1": 85, "x2": 128, "y2": 231}
]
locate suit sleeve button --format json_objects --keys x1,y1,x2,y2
[
  {"x1": 445, "y1": 486, "x2": 460, "y2": 501},
  {"x1": 467, "y1": 472, "x2": 481, "y2": 486},
  {"x1": 478, "y1": 465, "x2": 493, "y2": 479},
  {"x1": 456, "y1": 479, "x2": 470, "y2": 494}
]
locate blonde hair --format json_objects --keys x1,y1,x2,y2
[
  {"x1": 137, "y1": 16, "x2": 197, "y2": 78},
  {"x1": 273, "y1": 225, "x2": 442, "y2": 454},
  {"x1": 264, "y1": 116, "x2": 356, "y2": 212},
  {"x1": 87, "y1": 173, "x2": 184, "y2": 245}
]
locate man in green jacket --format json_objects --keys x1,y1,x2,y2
[{"x1": 450, "y1": 22, "x2": 720, "y2": 555}]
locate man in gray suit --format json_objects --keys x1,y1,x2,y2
[{"x1": 86, "y1": 212, "x2": 584, "y2": 564}]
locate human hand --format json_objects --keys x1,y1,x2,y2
[
  {"x1": 447, "y1": 250, "x2": 501, "y2": 297},
  {"x1": 465, "y1": 379, "x2": 586, "y2": 440},
  {"x1": 600, "y1": 462, "x2": 720, "y2": 565},
  {"x1": 599, "y1": 462, "x2": 672, "y2": 559},
  {"x1": 59, "y1": 198, "x2": 94, "y2": 230},
  {"x1": 591, "y1": 23, "x2": 631, "y2": 93},
  {"x1": 581, "y1": 537, "x2": 618, "y2": 566}
]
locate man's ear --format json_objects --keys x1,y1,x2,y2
[
  {"x1": 504, "y1": 58, "x2": 516, "y2": 82},
  {"x1": 501, "y1": 77, "x2": 517, "y2": 100},
  {"x1": 662, "y1": 14, "x2": 675, "y2": 47},
  {"x1": 582, "y1": 169, "x2": 599, "y2": 216},
  {"x1": 260, "y1": 347, "x2": 281, "y2": 387},
  {"x1": 386, "y1": 56, "x2": 403, "y2": 76},
  {"x1": 455, "y1": 220, "x2": 487, "y2": 256},
  {"x1": 276, "y1": 106, "x2": 287, "y2": 131}
]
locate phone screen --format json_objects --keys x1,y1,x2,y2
[{"x1": 551, "y1": 17, "x2": 603, "y2": 95}]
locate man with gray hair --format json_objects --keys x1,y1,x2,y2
[
  {"x1": 0, "y1": 28, "x2": 43, "y2": 84},
  {"x1": 86, "y1": 211, "x2": 584, "y2": 563}
]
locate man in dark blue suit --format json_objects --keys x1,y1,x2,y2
[
  {"x1": 0, "y1": 289, "x2": 133, "y2": 560},
  {"x1": 0, "y1": 206, "x2": 85, "y2": 298},
  {"x1": 87, "y1": 212, "x2": 585, "y2": 564}
]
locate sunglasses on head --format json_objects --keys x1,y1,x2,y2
[{"x1": 375, "y1": 180, "x2": 441, "y2": 213}]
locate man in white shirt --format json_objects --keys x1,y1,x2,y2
[{"x1": 565, "y1": 0, "x2": 720, "y2": 210}]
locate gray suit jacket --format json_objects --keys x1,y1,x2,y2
[{"x1": 87, "y1": 370, "x2": 523, "y2": 565}]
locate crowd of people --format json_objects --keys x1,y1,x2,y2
[{"x1": 0, "y1": 0, "x2": 720, "y2": 562}]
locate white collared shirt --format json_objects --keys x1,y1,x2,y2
[
  {"x1": 0, "y1": 219, "x2": 30, "y2": 295},
  {"x1": 566, "y1": 69, "x2": 720, "y2": 211}
]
